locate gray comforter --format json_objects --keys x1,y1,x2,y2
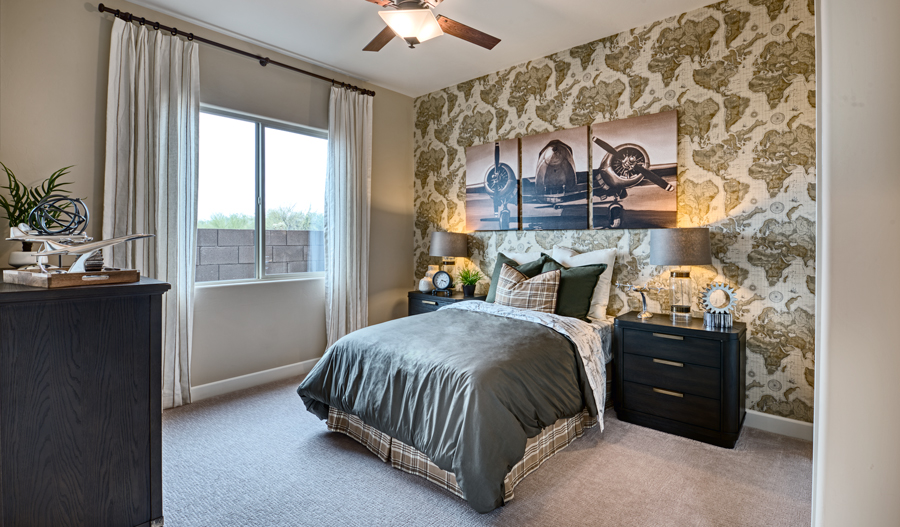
[{"x1": 297, "y1": 303, "x2": 606, "y2": 513}]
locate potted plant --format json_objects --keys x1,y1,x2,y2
[
  {"x1": 0, "y1": 162, "x2": 73, "y2": 267},
  {"x1": 457, "y1": 266, "x2": 483, "y2": 297}
]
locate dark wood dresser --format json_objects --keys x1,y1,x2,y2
[
  {"x1": 0, "y1": 278, "x2": 170, "y2": 527},
  {"x1": 408, "y1": 290, "x2": 486, "y2": 316},
  {"x1": 613, "y1": 311, "x2": 747, "y2": 448}
]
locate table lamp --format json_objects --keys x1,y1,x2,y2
[
  {"x1": 650, "y1": 228, "x2": 712, "y2": 321},
  {"x1": 429, "y1": 231, "x2": 467, "y2": 271}
]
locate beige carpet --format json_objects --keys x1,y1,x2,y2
[{"x1": 162, "y1": 376, "x2": 812, "y2": 527}]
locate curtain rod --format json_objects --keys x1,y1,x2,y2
[{"x1": 97, "y1": 3, "x2": 375, "y2": 97}]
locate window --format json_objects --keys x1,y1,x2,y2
[{"x1": 196, "y1": 108, "x2": 327, "y2": 283}]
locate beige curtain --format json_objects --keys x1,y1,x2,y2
[
  {"x1": 103, "y1": 18, "x2": 200, "y2": 409},
  {"x1": 325, "y1": 86, "x2": 373, "y2": 347}
]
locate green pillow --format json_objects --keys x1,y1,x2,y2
[
  {"x1": 541, "y1": 254, "x2": 607, "y2": 321},
  {"x1": 485, "y1": 253, "x2": 550, "y2": 303}
]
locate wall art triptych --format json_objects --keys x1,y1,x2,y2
[{"x1": 465, "y1": 110, "x2": 677, "y2": 232}]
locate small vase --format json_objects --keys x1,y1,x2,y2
[
  {"x1": 418, "y1": 278, "x2": 433, "y2": 293},
  {"x1": 8, "y1": 251, "x2": 38, "y2": 268},
  {"x1": 462, "y1": 285, "x2": 476, "y2": 297}
]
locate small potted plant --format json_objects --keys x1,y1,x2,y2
[
  {"x1": 0, "y1": 162, "x2": 73, "y2": 267},
  {"x1": 457, "y1": 266, "x2": 483, "y2": 297}
]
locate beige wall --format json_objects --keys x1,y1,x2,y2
[
  {"x1": 0, "y1": 0, "x2": 414, "y2": 387},
  {"x1": 814, "y1": 0, "x2": 900, "y2": 525}
]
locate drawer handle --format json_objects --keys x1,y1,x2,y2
[
  {"x1": 653, "y1": 358, "x2": 684, "y2": 368},
  {"x1": 652, "y1": 387, "x2": 684, "y2": 398},
  {"x1": 422, "y1": 300, "x2": 438, "y2": 305},
  {"x1": 652, "y1": 333, "x2": 683, "y2": 341}
]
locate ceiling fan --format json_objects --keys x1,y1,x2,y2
[{"x1": 363, "y1": 0, "x2": 501, "y2": 51}]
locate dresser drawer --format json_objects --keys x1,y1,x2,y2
[
  {"x1": 623, "y1": 328, "x2": 721, "y2": 368},
  {"x1": 623, "y1": 353, "x2": 720, "y2": 399},
  {"x1": 623, "y1": 381, "x2": 720, "y2": 430},
  {"x1": 408, "y1": 296, "x2": 443, "y2": 315}
]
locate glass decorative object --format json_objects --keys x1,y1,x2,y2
[{"x1": 669, "y1": 270, "x2": 692, "y2": 320}]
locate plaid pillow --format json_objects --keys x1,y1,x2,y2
[{"x1": 494, "y1": 264, "x2": 560, "y2": 313}]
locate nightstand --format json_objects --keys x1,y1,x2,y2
[
  {"x1": 408, "y1": 291, "x2": 486, "y2": 316},
  {"x1": 613, "y1": 311, "x2": 747, "y2": 448}
]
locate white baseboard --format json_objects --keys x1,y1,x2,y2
[
  {"x1": 191, "y1": 358, "x2": 320, "y2": 402},
  {"x1": 744, "y1": 409, "x2": 814, "y2": 441}
]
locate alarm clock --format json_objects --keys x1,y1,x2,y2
[{"x1": 431, "y1": 270, "x2": 453, "y2": 296}]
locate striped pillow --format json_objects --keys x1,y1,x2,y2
[{"x1": 494, "y1": 264, "x2": 560, "y2": 313}]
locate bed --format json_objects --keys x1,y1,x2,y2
[{"x1": 297, "y1": 300, "x2": 613, "y2": 513}]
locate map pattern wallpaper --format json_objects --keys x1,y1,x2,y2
[{"x1": 413, "y1": 0, "x2": 816, "y2": 423}]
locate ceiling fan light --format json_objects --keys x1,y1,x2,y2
[{"x1": 379, "y1": 9, "x2": 444, "y2": 43}]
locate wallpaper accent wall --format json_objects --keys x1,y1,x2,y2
[{"x1": 413, "y1": 0, "x2": 816, "y2": 423}]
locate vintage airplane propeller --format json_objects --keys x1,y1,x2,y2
[
  {"x1": 482, "y1": 142, "x2": 516, "y2": 230},
  {"x1": 592, "y1": 137, "x2": 674, "y2": 193},
  {"x1": 363, "y1": 0, "x2": 500, "y2": 51}
]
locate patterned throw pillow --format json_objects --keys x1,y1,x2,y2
[{"x1": 494, "y1": 264, "x2": 560, "y2": 313}]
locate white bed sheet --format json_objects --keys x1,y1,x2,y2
[{"x1": 589, "y1": 316, "x2": 614, "y2": 365}]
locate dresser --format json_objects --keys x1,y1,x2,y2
[
  {"x1": 408, "y1": 290, "x2": 486, "y2": 316},
  {"x1": 0, "y1": 278, "x2": 170, "y2": 527},
  {"x1": 613, "y1": 311, "x2": 747, "y2": 448}
]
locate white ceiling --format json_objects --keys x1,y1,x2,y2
[{"x1": 130, "y1": 0, "x2": 714, "y2": 97}]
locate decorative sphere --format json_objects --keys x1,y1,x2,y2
[{"x1": 27, "y1": 195, "x2": 90, "y2": 235}]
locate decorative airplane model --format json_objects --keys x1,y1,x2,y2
[
  {"x1": 616, "y1": 282, "x2": 667, "y2": 319},
  {"x1": 36, "y1": 233, "x2": 155, "y2": 273}
]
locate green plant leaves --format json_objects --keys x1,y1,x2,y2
[
  {"x1": 0, "y1": 162, "x2": 73, "y2": 227},
  {"x1": 457, "y1": 266, "x2": 483, "y2": 286}
]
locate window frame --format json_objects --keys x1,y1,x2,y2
[{"x1": 198, "y1": 105, "x2": 327, "y2": 285}]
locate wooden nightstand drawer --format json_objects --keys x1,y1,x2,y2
[
  {"x1": 623, "y1": 353, "x2": 720, "y2": 400},
  {"x1": 623, "y1": 381, "x2": 720, "y2": 431},
  {"x1": 409, "y1": 297, "x2": 442, "y2": 315},
  {"x1": 407, "y1": 291, "x2": 486, "y2": 317},
  {"x1": 623, "y1": 328, "x2": 721, "y2": 368}
]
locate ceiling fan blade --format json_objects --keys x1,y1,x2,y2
[
  {"x1": 364, "y1": 0, "x2": 394, "y2": 6},
  {"x1": 436, "y1": 15, "x2": 500, "y2": 50},
  {"x1": 364, "y1": 26, "x2": 395, "y2": 52}
]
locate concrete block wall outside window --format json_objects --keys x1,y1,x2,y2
[{"x1": 196, "y1": 228, "x2": 324, "y2": 282}]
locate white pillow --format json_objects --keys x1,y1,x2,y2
[
  {"x1": 503, "y1": 252, "x2": 542, "y2": 265},
  {"x1": 552, "y1": 246, "x2": 617, "y2": 321}
]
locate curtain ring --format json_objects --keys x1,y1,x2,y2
[
  {"x1": 115, "y1": 9, "x2": 120, "y2": 18},
  {"x1": 153, "y1": 22, "x2": 160, "y2": 30},
  {"x1": 127, "y1": 13, "x2": 134, "y2": 23},
  {"x1": 171, "y1": 27, "x2": 178, "y2": 36},
  {"x1": 188, "y1": 33, "x2": 194, "y2": 41},
  {"x1": 140, "y1": 17, "x2": 146, "y2": 26},
  {"x1": 259, "y1": 57, "x2": 270, "y2": 67}
]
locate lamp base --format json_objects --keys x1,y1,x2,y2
[{"x1": 670, "y1": 305, "x2": 691, "y2": 321}]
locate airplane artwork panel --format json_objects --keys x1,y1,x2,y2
[
  {"x1": 520, "y1": 126, "x2": 589, "y2": 231},
  {"x1": 465, "y1": 139, "x2": 519, "y2": 231},
  {"x1": 590, "y1": 110, "x2": 677, "y2": 229}
]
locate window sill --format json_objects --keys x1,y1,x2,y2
[{"x1": 194, "y1": 272, "x2": 324, "y2": 289}]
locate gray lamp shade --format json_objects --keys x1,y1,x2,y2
[
  {"x1": 429, "y1": 232, "x2": 468, "y2": 258},
  {"x1": 649, "y1": 228, "x2": 712, "y2": 266}
]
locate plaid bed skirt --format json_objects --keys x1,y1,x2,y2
[{"x1": 326, "y1": 407, "x2": 598, "y2": 503}]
